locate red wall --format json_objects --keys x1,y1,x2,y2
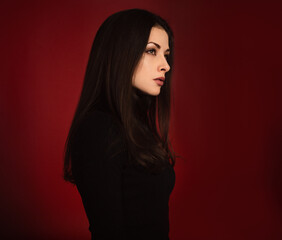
[{"x1": 1, "y1": 0, "x2": 281, "y2": 239}]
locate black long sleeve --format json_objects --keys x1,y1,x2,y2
[
  {"x1": 71, "y1": 109, "x2": 175, "y2": 240},
  {"x1": 71, "y1": 110, "x2": 126, "y2": 239}
]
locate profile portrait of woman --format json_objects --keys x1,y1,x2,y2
[{"x1": 64, "y1": 8, "x2": 176, "y2": 240}]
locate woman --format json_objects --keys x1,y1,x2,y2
[{"x1": 64, "y1": 8, "x2": 176, "y2": 240}]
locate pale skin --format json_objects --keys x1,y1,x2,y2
[{"x1": 132, "y1": 26, "x2": 171, "y2": 96}]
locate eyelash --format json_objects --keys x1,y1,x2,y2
[
  {"x1": 146, "y1": 49, "x2": 156, "y2": 55},
  {"x1": 145, "y1": 49, "x2": 169, "y2": 60}
]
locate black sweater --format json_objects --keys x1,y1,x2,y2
[{"x1": 71, "y1": 109, "x2": 175, "y2": 240}]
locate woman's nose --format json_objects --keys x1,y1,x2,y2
[{"x1": 158, "y1": 56, "x2": 170, "y2": 73}]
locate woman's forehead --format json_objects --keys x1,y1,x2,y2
[{"x1": 147, "y1": 27, "x2": 169, "y2": 49}]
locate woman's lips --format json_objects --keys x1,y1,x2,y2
[
  {"x1": 154, "y1": 79, "x2": 164, "y2": 86},
  {"x1": 154, "y1": 77, "x2": 165, "y2": 86}
]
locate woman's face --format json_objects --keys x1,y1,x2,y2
[{"x1": 132, "y1": 26, "x2": 170, "y2": 96}]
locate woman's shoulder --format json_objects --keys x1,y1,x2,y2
[
  {"x1": 73, "y1": 109, "x2": 125, "y2": 149},
  {"x1": 83, "y1": 109, "x2": 119, "y2": 125},
  {"x1": 78, "y1": 109, "x2": 120, "y2": 133},
  {"x1": 71, "y1": 109, "x2": 128, "y2": 177}
]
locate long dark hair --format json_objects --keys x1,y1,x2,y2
[{"x1": 64, "y1": 8, "x2": 176, "y2": 183}]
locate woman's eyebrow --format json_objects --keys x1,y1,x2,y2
[{"x1": 147, "y1": 41, "x2": 170, "y2": 53}]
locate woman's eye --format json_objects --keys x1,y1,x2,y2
[
  {"x1": 165, "y1": 55, "x2": 170, "y2": 60},
  {"x1": 146, "y1": 49, "x2": 156, "y2": 55}
]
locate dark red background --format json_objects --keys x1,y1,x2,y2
[{"x1": 1, "y1": 0, "x2": 282, "y2": 239}]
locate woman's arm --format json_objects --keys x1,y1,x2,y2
[{"x1": 71, "y1": 111, "x2": 126, "y2": 239}]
